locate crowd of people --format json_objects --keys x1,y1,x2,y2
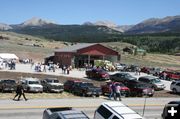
[
  {"x1": 33, "y1": 62, "x2": 72, "y2": 75},
  {"x1": 0, "y1": 59, "x2": 16, "y2": 70}
]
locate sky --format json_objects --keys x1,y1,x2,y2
[{"x1": 0, "y1": 0, "x2": 180, "y2": 25}]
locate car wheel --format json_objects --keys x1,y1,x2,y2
[
  {"x1": 82, "y1": 93, "x2": 86, "y2": 97},
  {"x1": 96, "y1": 95, "x2": 100, "y2": 97},
  {"x1": 1, "y1": 89, "x2": 4, "y2": 93},
  {"x1": 137, "y1": 93, "x2": 143, "y2": 97},
  {"x1": 173, "y1": 88, "x2": 177, "y2": 94}
]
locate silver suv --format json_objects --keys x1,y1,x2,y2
[
  {"x1": 170, "y1": 80, "x2": 180, "y2": 94},
  {"x1": 138, "y1": 76, "x2": 165, "y2": 90}
]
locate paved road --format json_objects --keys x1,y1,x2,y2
[{"x1": 0, "y1": 97, "x2": 179, "y2": 119}]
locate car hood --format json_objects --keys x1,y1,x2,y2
[
  {"x1": 129, "y1": 77, "x2": 137, "y2": 80},
  {"x1": 121, "y1": 86, "x2": 130, "y2": 90},
  {"x1": 29, "y1": 84, "x2": 43, "y2": 88},
  {"x1": 155, "y1": 82, "x2": 164, "y2": 86},
  {"x1": 49, "y1": 83, "x2": 63, "y2": 86}
]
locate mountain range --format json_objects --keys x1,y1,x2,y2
[{"x1": 0, "y1": 15, "x2": 180, "y2": 42}]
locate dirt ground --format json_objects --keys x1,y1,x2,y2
[{"x1": 0, "y1": 71, "x2": 179, "y2": 99}]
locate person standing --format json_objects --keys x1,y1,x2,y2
[
  {"x1": 115, "y1": 84, "x2": 121, "y2": 101},
  {"x1": 108, "y1": 82, "x2": 113, "y2": 100},
  {"x1": 111, "y1": 82, "x2": 116, "y2": 100},
  {"x1": 13, "y1": 82, "x2": 28, "y2": 101},
  {"x1": 67, "y1": 66, "x2": 70, "y2": 74}
]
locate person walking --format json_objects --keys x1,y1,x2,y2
[
  {"x1": 115, "y1": 84, "x2": 121, "y2": 101},
  {"x1": 13, "y1": 82, "x2": 28, "y2": 101}
]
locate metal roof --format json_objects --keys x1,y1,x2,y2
[{"x1": 55, "y1": 43, "x2": 97, "y2": 52}]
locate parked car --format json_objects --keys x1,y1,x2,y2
[
  {"x1": 141, "y1": 67, "x2": 162, "y2": 76},
  {"x1": 110, "y1": 72, "x2": 137, "y2": 83},
  {"x1": 126, "y1": 80, "x2": 154, "y2": 97},
  {"x1": 0, "y1": 79, "x2": 16, "y2": 92},
  {"x1": 63, "y1": 80, "x2": 82, "y2": 92},
  {"x1": 115, "y1": 63, "x2": 127, "y2": 71},
  {"x1": 170, "y1": 80, "x2": 180, "y2": 94},
  {"x1": 21, "y1": 77, "x2": 43, "y2": 93},
  {"x1": 162, "y1": 101, "x2": 180, "y2": 119},
  {"x1": 101, "y1": 81, "x2": 130, "y2": 97},
  {"x1": 41, "y1": 78, "x2": 64, "y2": 93},
  {"x1": 86, "y1": 68, "x2": 109, "y2": 80},
  {"x1": 72, "y1": 82, "x2": 102, "y2": 97},
  {"x1": 43, "y1": 107, "x2": 89, "y2": 119},
  {"x1": 138, "y1": 76, "x2": 165, "y2": 90},
  {"x1": 160, "y1": 70, "x2": 180, "y2": 80},
  {"x1": 124, "y1": 65, "x2": 139, "y2": 72},
  {"x1": 94, "y1": 101, "x2": 143, "y2": 119}
]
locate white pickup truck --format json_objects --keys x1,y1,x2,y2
[{"x1": 21, "y1": 77, "x2": 43, "y2": 93}]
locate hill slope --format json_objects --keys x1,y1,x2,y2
[
  {"x1": 126, "y1": 15, "x2": 180, "y2": 34},
  {"x1": 10, "y1": 24, "x2": 122, "y2": 42}
]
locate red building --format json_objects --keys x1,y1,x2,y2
[{"x1": 46, "y1": 43, "x2": 120, "y2": 68}]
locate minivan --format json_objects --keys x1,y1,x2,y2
[{"x1": 94, "y1": 101, "x2": 143, "y2": 119}]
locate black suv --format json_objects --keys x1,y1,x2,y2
[
  {"x1": 72, "y1": 82, "x2": 102, "y2": 97},
  {"x1": 0, "y1": 79, "x2": 16, "y2": 92},
  {"x1": 110, "y1": 72, "x2": 137, "y2": 83},
  {"x1": 162, "y1": 101, "x2": 180, "y2": 119}
]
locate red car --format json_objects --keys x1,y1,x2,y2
[
  {"x1": 160, "y1": 70, "x2": 180, "y2": 80},
  {"x1": 101, "y1": 82, "x2": 130, "y2": 97},
  {"x1": 141, "y1": 67, "x2": 150, "y2": 74},
  {"x1": 126, "y1": 80, "x2": 154, "y2": 97},
  {"x1": 64, "y1": 80, "x2": 82, "y2": 92},
  {"x1": 86, "y1": 68, "x2": 109, "y2": 80}
]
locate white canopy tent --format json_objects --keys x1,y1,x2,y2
[{"x1": 0, "y1": 53, "x2": 19, "y2": 61}]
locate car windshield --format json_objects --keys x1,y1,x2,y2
[
  {"x1": 46, "y1": 80, "x2": 53, "y2": 83},
  {"x1": 115, "y1": 83, "x2": 124, "y2": 87},
  {"x1": 136, "y1": 84, "x2": 148, "y2": 88},
  {"x1": 54, "y1": 80, "x2": 59, "y2": 83},
  {"x1": 47, "y1": 79, "x2": 59, "y2": 83},
  {"x1": 29, "y1": 81, "x2": 39, "y2": 84},
  {"x1": 3, "y1": 80, "x2": 15, "y2": 84},
  {"x1": 98, "y1": 70, "x2": 106, "y2": 73},
  {"x1": 151, "y1": 78, "x2": 161, "y2": 83},
  {"x1": 82, "y1": 83, "x2": 93, "y2": 87},
  {"x1": 125, "y1": 73, "x2": 132, "y2": 77}
]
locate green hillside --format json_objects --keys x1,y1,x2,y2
[
  {"x1": 5, "y1": 24, "x2": 180, "y2": 54},
  {"x1": 11, "y1": 25, "x2": 121, "y2": 42}
]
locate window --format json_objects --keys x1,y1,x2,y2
[
  {"x1": 97, "y1": 106, "x2": 112, "y2": 119},
  {"x1": 176, "y1": 83, "x2": 180, "y2": 86},
  {"x1": 112, "y1": 116, "x2": 119, "y2": 119}
]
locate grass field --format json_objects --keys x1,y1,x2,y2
[{"x1": 103, "y1": 42, "x2": 180, "y2": 69}]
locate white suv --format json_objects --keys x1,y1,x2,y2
[
  {"x1": 170, "y1": 80, "x2": 180, "y2": 94},
  {"x1": 21, "y1": 77, "x2": 43, "y2": 93},
  {"x1": 94, "y1": 101, "x2": 143, "y2": 119}
]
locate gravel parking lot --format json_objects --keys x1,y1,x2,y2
[{"x1": 0, "y1": 63, "x2": 177, "y2": 99}]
